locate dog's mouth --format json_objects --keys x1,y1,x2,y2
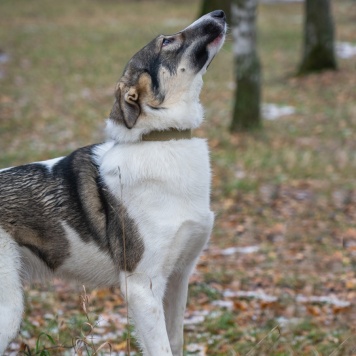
[
  {"x1": 209, "y1": 31, "x2": 225, "y2": 47},
  {"x1": 204, "y1": 27, "x2": 226, "y2": 70}
]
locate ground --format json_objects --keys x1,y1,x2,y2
[{"x1": 0, "y1": 0, "x2": 355, "y2": 355}]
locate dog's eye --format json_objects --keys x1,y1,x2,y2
[{"x1": 162, "y1": 38, "x2": 174, "y2": 47}]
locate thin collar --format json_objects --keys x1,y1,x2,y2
[{"x1": 141, "y1": 129, "x2": 192, "y2": 142}]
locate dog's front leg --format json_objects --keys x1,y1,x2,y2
[
  {"x1": 0, "y1": 234, "x2": 24, "y2": 355},
  {"x1": 164, "y1": 266, "x2": 193, "y2": 356},
  {"x1": 120, "y1": 273, "x2": 173, "y2": 356},
  {"x1": 163, "y1": 218, "x2": 214, "y2": 355}
]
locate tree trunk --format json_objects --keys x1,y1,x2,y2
[
  {"x1": 230, "y1": 0, "x2": 261, "y2": 132},
  {"x1": 200, "y1": 0, "x2": 231, "y2": 24},
  {"x1": 298, "y1": 0, "x2": 337, "y2": 74}
]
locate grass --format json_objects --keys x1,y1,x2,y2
[{"x1": 1, "y1": 0, "x2": 356, "y2": 355}]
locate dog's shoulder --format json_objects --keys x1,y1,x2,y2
[{"x1": 51, "y1": 143, "x2": 99, "y2": 178}]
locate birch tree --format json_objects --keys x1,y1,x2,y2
[
  {"x1": 298, "y1": 0, "x2": 337, "y2": 74},
  {"x1": 230, "y1": 0, "x2": 261, "y2": 132}
]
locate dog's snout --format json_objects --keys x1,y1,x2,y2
[{"x1": 210, "y1": 10, "x2": 225, "y2": 20}]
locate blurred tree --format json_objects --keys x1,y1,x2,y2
[
  {"x1": 200, "y1": 0, "x2": 231, "y2": 24},
  {"x1": 230, "y1": 0, "x2": 261, "y2": 132},
  {"x1": 298, "y1": 0, "x2": 337, "y2": 74}
]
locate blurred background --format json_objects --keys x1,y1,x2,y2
[{"x1": 0, "y1": 0, "x2": 355, "y2": 354}]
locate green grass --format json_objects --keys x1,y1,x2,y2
[{"x1": 1, "y1": 0, "x2": 356, "y2": 355}]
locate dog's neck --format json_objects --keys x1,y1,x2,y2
[
  {"x1": 105, "y1": 116, "x2": 199, "y2": 144},
  {"x1": 141, "y1": 129, "x2": 192, "y2": 142}
]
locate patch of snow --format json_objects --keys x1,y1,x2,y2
[
  {"x1": 223, "y1": 289, "x2": 278, "y2": 303},
  {"x1": 97, "y1": 315, "x2": 111, "y2": 327},
  {"x1": 4, "y1": 352, "x2": 18, "y2": 356},
  {"x1": 296, "y1": 294, "x2": 351, "y2": 307},
  {"x1": 186, "y1": 343, "x2": 206, "y2": 356},
  {"x1": 7, "y1": 342, "x2": 20, "y2": 351},
  {"x1": 20, "y1": 330, "x2": 31, "y2": 339},
  {"x1": 43, "y1": 313, "x2": 55, "y2": 319},
  {"x1": 212, "y1": 300, "x2": 234, "y2": 310},
  {"x1": 102, "y1": 312, "x2": 128, "y2": 325},
  {"x1": 184, "y1": 315, "x2": 205, "y2": 325},
  {"x1": 221, "y1": 245, "x2": 260, "y2": 255},
  {"x1": 184, "y1": 309, "x2": 210, "y2": 325},
  {"x1": 276, "y1": 316, "x2": 303, "y2": 327},
  {"x1": 336, "y1": 42, "x2": 356, "y2": 59},
  {"x1": 262, "y1": 103, "x2": 296, "y2": 120}
]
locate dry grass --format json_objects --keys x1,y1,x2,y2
[{"x1": 1, "y1": 0, "x2": 356, "y2": 355}]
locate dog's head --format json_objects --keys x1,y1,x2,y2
[{"x1": 107, "y1": 10, "x2": 226, "y2": 142}]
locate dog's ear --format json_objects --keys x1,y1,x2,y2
[{"x1": 110, "y1": 82, "x2": 141, "y2": 129}]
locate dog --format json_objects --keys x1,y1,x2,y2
[{"x1": 0, "y1": 10, "x2": 226, "y2": 356}]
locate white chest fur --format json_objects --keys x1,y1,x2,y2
[
  {"x1": 95, "y1": 138, "x2": 212, "y2": 212},
  {"x1": 94, "y1": 138, "x2": 214, "y2": 275}
]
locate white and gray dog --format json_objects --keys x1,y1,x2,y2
[{"x1": 0, "y1": 10, "x2": 226, "y2": 356}]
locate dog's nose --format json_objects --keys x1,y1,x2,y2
[{"x1": 210, "y1": 10, "x2": 226, "y2": 20}]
